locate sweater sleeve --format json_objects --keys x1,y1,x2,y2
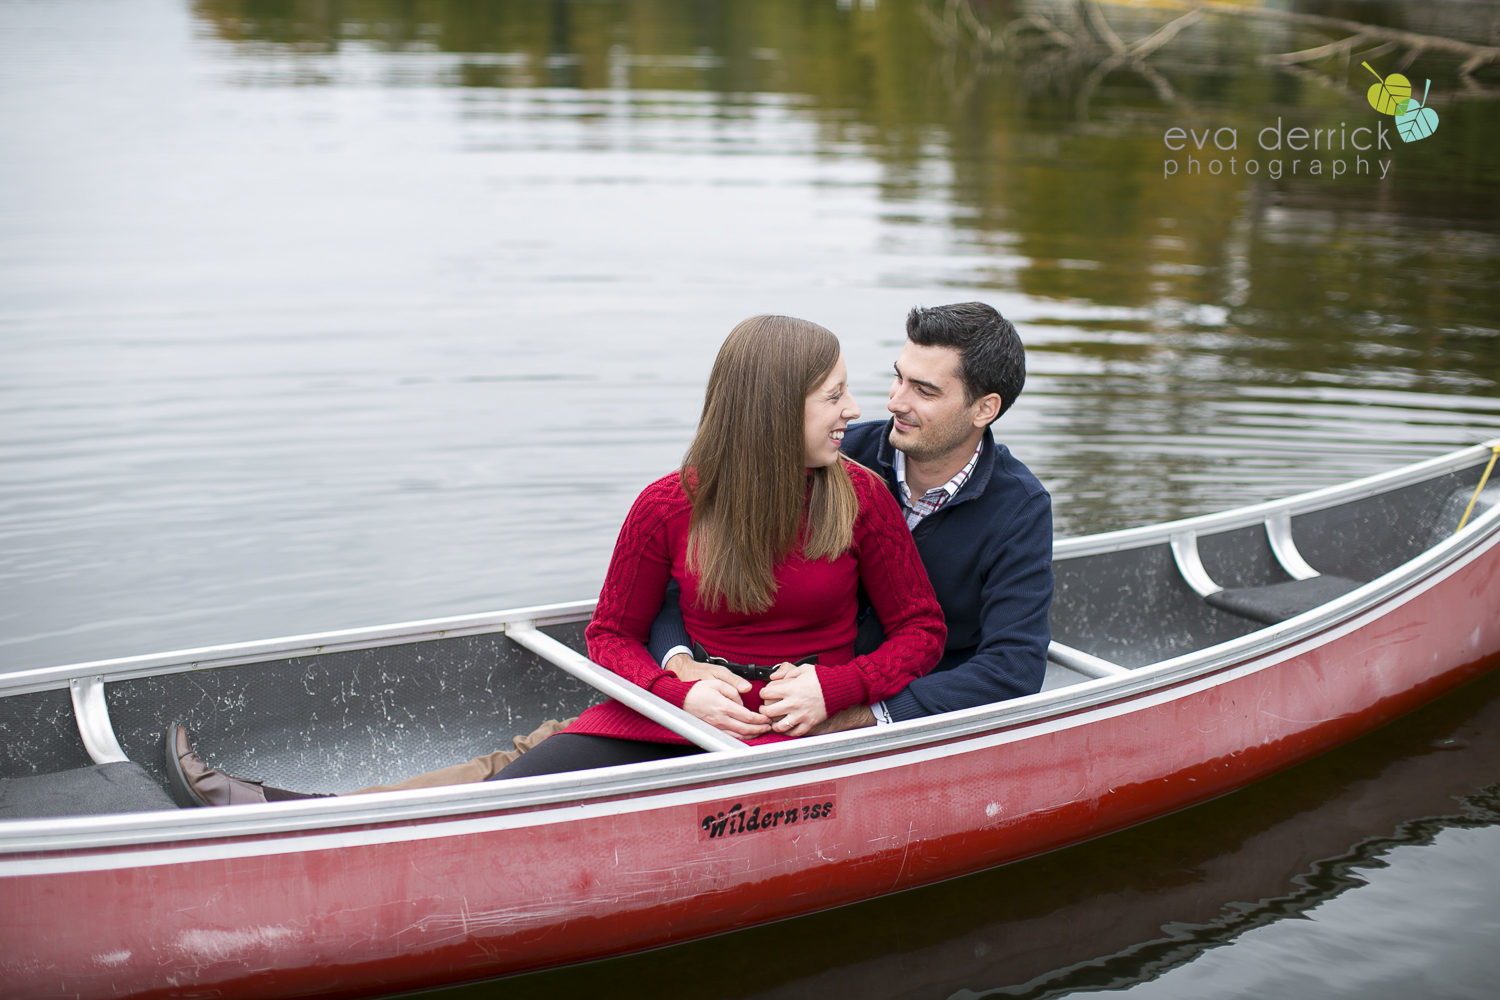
[
  {"x1": 815, "y1": 465, "x2": 947, "y2": 716},
  {"x1": 646, "y1": 580, "x2": 692, "y2": 666},
  {"x1": 883, "y1": 487, "x2": 1053, "y2": 721},
  {"x1": 583, "y1": 478, "x2": 697, "y2": 708}
]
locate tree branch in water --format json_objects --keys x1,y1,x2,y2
[{"x1": 922, "y1": 0, "x2": 1500, "y2": 110}]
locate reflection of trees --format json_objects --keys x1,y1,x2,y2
[
  {"x1": 927, "y1": 1, "x2": 1500, "y2": 102},
  {"x1": 191, "y1": 0, "x2": 1500, "y2": 484},
  {"x1": 920, "y1": 0, "x2": 1500, "y2": 410},
  {"x1": 924, "y1": 0, "x2": 1207, "y2": 115},
  {"x1": 1219, "y1": 0, "x2": 1500, "y2": 97},
  {"x1": 1004, "y1": 785, "x2": 1500, "y2": 999},
  {"x1": 1226, "y1": 199, "x2": 1500, "y2": 392}
]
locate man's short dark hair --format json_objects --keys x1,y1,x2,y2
[{"x1": 905, "y1": 302, "x2": 1025, "y2": 422}]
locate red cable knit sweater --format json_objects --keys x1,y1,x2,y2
[{"x1": 572, "y1": 461, "x2": 947, "y2": 745}]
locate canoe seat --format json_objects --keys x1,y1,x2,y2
[
  {"x1": 1204, "y1": 575, "x2": 1363, "y2": 625},
  {"x1": 0, "y1": 762, "x2": 177, "y2": 819},
  {"x1": 1171, "y1": 518, "x2": 1365, "y2": 627}
]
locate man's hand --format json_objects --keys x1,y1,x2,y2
[
  {"x1": 807, "y1": 704, "x2": 876, "y2": 736},
  {"x1": 682, "y1": 680, "x2": 771, "y2": 739},
  {"x1": 758, "y1": 663, "x2": 828, "y2": 738},
  {"x1": 665, "y1": 652, "x2": 752, "y2": 700}
]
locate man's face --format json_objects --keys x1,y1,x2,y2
[{"x1": 887, "y1": 342, "x2": 991, "y2": 463}]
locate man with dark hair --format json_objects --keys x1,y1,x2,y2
[{"x1": 654, "y1": 301, "x2": 1052, "y2": 730}]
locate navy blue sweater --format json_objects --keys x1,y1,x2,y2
[
  {"x1": 841, "y1": 419, "x2": 1052, "y2": 720},
  {"x1": 648, "y1": 418, "x2": 1053, "y2": 722}
]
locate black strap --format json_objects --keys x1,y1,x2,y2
[{"x1": 690, "y1": 642, "x2": 816, "y2": 682}]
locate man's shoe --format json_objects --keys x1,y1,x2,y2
[{"x1": 164, "y1": 723, "x2": 268, "y2": 807}]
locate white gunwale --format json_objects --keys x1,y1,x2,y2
[{"x1": 1051, "y1": 438, "x2": 1500, "y2": 558}]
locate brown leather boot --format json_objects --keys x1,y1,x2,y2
[{"x1": 164, "y1": 723, "x2": 268, "y2": 807}]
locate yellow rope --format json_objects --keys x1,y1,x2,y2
[{"x1": 1456, "y1": 443, "x2": 1500, "y2": 533}]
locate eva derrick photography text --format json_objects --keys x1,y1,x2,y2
[{"x1": 1163, "y1": 118, "x2": 1395, "y2": 181}]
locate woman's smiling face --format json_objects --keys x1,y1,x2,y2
[{"x1": 803, "y1": 354, "x2": 860, "y2": 468}]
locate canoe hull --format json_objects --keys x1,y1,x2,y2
[{"x1": 5, "y1": 526, "x2": 1497, "y2": 999}]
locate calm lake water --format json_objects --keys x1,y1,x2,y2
[{"x1": 2, "y1": 0, "x2": 1499, "y2": 996}]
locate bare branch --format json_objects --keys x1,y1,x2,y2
[
  {"x1": 1007, "y1": 14, "x2": 1082, "y2": 51},
  {"x1": 1169, "y1": 0, "x2": 1500, "y2": 69},
  {"x1": 1085, "y1": 1, "x2": 1128, "y2": 55},
  {"x1": 1133, "y1": 59, "x2": 1180, "y2": 105},
  {"x1": 921, "y1": 0, "x2": 1500, "y2": 115},
  {"x1": 1260, "y1": 32, "x2": 1377, "y2": 67},
  {"x1": 1351, "y1": 40, "x2": 1400, "y2": 63},
  {"x1": 1128, "y1": 9, "x2": 1204, "y2": 59},
  {"x1": 1275, "y1": 61, "x2": 1353, "y2": 95}
]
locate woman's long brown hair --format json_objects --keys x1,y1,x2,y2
[{"x1": 683, "y1": 315, "x2": 859, "y2": 614}]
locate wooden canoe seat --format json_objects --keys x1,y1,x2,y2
[{"x1": 1171, "y1": 512, "x2": 1364, "y2": 626}]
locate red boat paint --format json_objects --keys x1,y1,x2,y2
[{"x1": 4, "y1": 524, "x2": 1497, "y2": 999}]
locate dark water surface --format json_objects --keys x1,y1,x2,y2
[{"x1": 2, "y1": 0, "x2": 1499, "y2": 996}]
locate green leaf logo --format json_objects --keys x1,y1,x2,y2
[
  {"x1": 1396, "y1": 80, "x2": 1440, "y2": 143},
  {"x1": 1363, "y1": 62, "x2": 1412, "y2": 115}
]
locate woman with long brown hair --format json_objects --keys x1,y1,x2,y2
[{"x1": 493, "y1": 314, "x2": 947, "y2": 777}]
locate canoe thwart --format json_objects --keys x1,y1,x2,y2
[
  {"x1": 503, "y1": 620, "x2": 750, "y2": 754},
  {"x1": 1047, "y1": 642, "x2": 1131, "y2": 678}
]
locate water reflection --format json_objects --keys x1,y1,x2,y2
[
  {"x1": 186, "y1": 0, "x2": 1500, "y2": 460},
  {"x1": 1, "y1": 2, "x2": 1494, "y2": 657}
]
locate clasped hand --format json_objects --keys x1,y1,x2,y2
[
  {"x1": 759, "y1": 662, "x2": 828, "y2": 738},
  {"x1": 669, "y1": 654, "x2": 828, "y2": 740},
  {"x1": 671, "y1": 654, "x2": 769, "y2": 740}
]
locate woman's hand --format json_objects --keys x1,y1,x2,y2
[
  {"x1": 682, "y1": 679, "x2": 772, "y2": 740},
  {"x1": 758, "y1": 663, "x2": 828, "y2": 738},
  {"x1": 665, "y1": 652, "x2": 753, "y2": 698}
]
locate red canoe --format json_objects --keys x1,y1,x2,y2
[{"x1": 1, "y1": 440, "x2": 1497, "y2": 999}]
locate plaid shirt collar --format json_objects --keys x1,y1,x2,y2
[{"x1": 893, "y1": 440, "x2": 984, "y2": 530}]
